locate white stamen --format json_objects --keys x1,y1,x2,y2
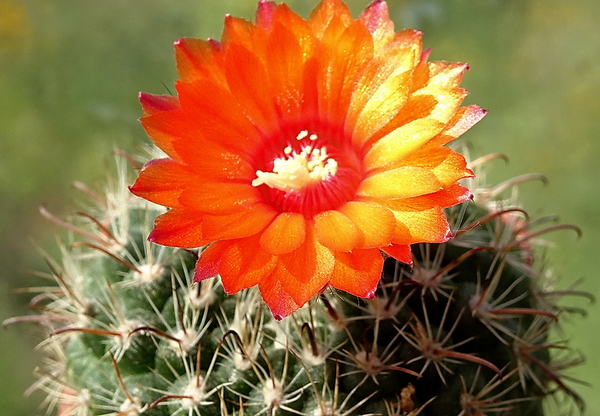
[{"x1": 252, "y1": 134, "x2": 338, "y2": 193}]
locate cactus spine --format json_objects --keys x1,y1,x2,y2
[{"x1": 11, "y1": 154, "x2": 586, "y2": 416}]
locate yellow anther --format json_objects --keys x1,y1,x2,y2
[{"x1": 296, "y1": 130, "x2": 309, "y2": 140}]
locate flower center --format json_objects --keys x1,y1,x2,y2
[
  {"x1": 252, "y1": 130, "x2": 338, "y2": 192},
  {"x1": 252, "y1": 125, "x2": 362, "y2": 216}
]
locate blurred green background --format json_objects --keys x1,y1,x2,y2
[{"x1": 1, "y1": 0, "x2": 598, "y2": 414}]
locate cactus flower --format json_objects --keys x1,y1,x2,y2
[{"x1": 130, "y1": 0, "x2": 485, "y2": 318}]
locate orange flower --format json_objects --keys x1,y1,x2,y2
[{"x1": 130, "y1": 0, "x2": 485, "y2": 319}]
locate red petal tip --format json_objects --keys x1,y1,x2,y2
[
  {"x1": 382, "y1": 244, "x2": 413, "y2": 264},
  {"x1": 138, "y1": 92, "x2": 179, "y2": 114},
  {"x1": 193, "y1": 269, "x2": 218, "y2": 283},
  {"x1": 208, "y1": 38, "x2": 221, "y2": 49},
  {"x1": 443, "y1": 229, "x2": 453, "y2": 242},
  {"x1": 421, "y1": 48, "x2": 432, "y2": 61},
  {"x1": 147, "y1": 231, "x2": 158, "y2": 244}
]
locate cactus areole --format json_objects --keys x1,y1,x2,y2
[{"x1": 129, "y1": 0, "x2": 484, "y2": 319}]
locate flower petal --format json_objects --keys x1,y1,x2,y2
[
  {"x1": 357, "y1": 166, "x2": 443, "y2": 199},
  {"x1": 270, "y1": 3, "x2": 314, "y2": 55},
  {"x1": 259, "y1": 277, "x2": 299, "y2": 320},
  {"x1": 428, "y1": 61, "x2": 468, "y2": 88},
  {"x1": 260, "y1": 212, "x2": 307, "y2": 255},
  {"x1": 359, "y1": 0, "x2": 395, "y2": 49},
  {"x1": 255, "y1": 0, "x2": 277, "y2": 29},
  {"x1": 381, "y1": 244, "x2": 413, "y2": 264},
  {"x1": 428, "y1": 104, "x2": 487, "y2": 147},
  {"x1": 129, "y1": 159, "x2": 195, "y2": 208},
  {"x1": 194, "y1": 243, "x2": 226, "y2": 282},
  {"x1": 174, "y1": 37, "x2": 225, "y2": 85},
  {"x1": 276, "y1": 223, "x2": 335, "y2": 307},
  {"x1": 350, "y1": 69, "x2": 412, "y2": 145},
  {"x1": 339, "y1": 201, "x2": 395, "y2": 248},
  {"x1": 393, "y1": 146, "x2": 474, "y2": 186},
  {"x1": 268, "y1": 4, "x2": 320, "y2": 119},
  {"x1": 139, "y1": 109, "x2": 187, "y2": 159},
  {"x1": 222, "y1": 14, "x2": 266, "y2": 54},
  {"x1": 171, "y1": 138, "x2": 255, "y2": 181},
  {"x1": 218, "y1": 235, "x2": 277, "y2": 294},
  {"x1": 391, "y1": 184, "x2": 472, "y2": 210},
  {"x1": 316, "y1": 20, "x2": 374, "y2": 127},
  {"x1": 201, "y1": 203, "x2": 277, "y2": 241},
  {"x1": 363, "y1": 118, "x2": 446, "y2": 170},
  {"x1": 175, "y1": 80, "x2": 261, "y2": 155},
  {"x1": 224, "y1": 42, "x2": 278, "y2": 134},
  {"x1": 266, "y1": 21, "x2": 308, "y2": 121},
  {"x1": 308, "y1": 0, "x2": 353, "y2": 40},
  {"x1": 139, "y1": 92, "x2": 180, "y2": 116},
  {"x1": 314, "y1": 209, "x2": 360, "y2": 252},
  {"x1": 149, "y1": 209, "x2": 206, "y2": 249},
  {"x1": 330, "y1": 248, "x2": 383, "y2": 298},
  {"x1": 179, "y1": 182, "x2": 261, "y2": 215},
  {"x1": 389, "y1": 206, "x2": 451, "y2": 245}
]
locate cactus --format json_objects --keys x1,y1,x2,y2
[{"x1": 7, "y1": 151, "x2": 587, "y2": 416}]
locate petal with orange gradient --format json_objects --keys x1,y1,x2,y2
[
  {"x1": 195, "y1": 236, "x2": 277, "y2": 293},
  {"x1": 314, "y1": 210, "x2": 360, "y2": 252},
  {"x1": 139, "y1": 92, "x2": 180, "y2": 116},
  {"x1": 174, "y1": 37, "x2": 226, "y2": 85},
  {"x1": 330, "y1": 248, "x2": 383, "y2": 298},
  {"x1": 148, "y1": 209, "x2": 206, "y2": 249},
  {"x1": 339, "y1": 201, "x2": 395, "y2": 248},
  {"x1": 388, "y1": 205, "x2": 452, "y2": 245},
  {"x1": 258, "y1": 276, "x2": 300, "y2": 321},
  {"x1": 357, "y1": 166, "x2": 443, "y2": 199},
  {"x1": 276, "y1": 225, "x2": 335, "y2": 307},
  {"x1": 382, "y1": 244, "x2": 413, "y2": 264},
  {"x1": 178, "y1": 182, "x2": 261, "y2": 215},
  {"x1": 260, "y1": 212, "x2": 307, "y2": 255},
  {"x1": 218, "y1": 235, "x2": 278, "y2": 294},
  {"x1": 130, "y1": 159, "x2": 195, "y2": 208},
  {"x1": 200, "y1": 203, "x2": 277, "y2": 241}
]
